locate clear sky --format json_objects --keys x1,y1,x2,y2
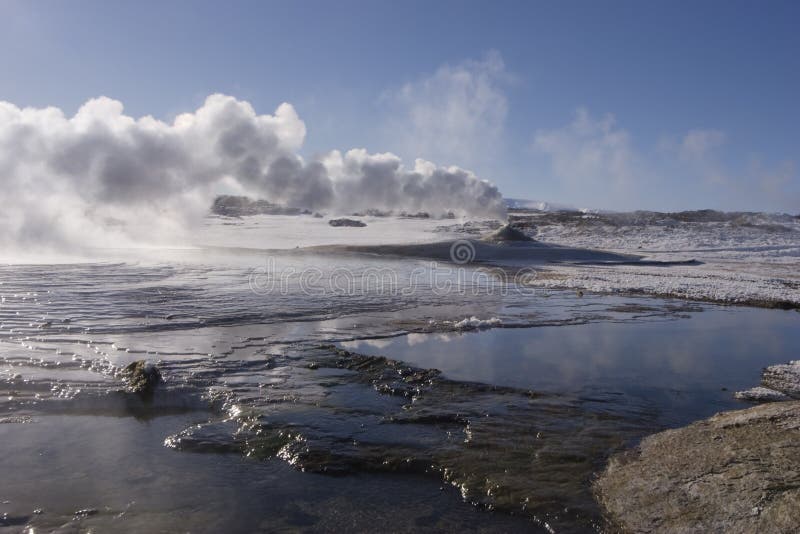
[{"x1": 1, "y1": 0, "x2": 798, "y2": 212}]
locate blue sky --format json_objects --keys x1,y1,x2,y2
[{"x1": 1, "y1": 0, "x2": 798, "y2": 212}]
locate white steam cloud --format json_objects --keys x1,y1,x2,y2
[
  {"x1": 0, "y1": 94, "x2": 505, "y2": 249},
  {"x1": 385, "y1": 51, "x2": 509, "y2": 171}
]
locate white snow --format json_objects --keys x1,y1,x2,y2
[
  {"x1": 761, "y1": 360, "x2": 800, "y2": 397},
  {"x1": 197, "y1": 214, "x2": 472, "y2": 250},
  {"x1": 515, "y1": 212, "x2": 800, "y2": 306},
  {"x1": 734, "y1": 387, "x2": 790, "y2": 402},
  {"x1": 735, "y1": 360, "x2": 800, "y2": 402},
  {"x1": 451, "y1": 316, "x2": 502, "y2": 330},
  {"x1": 197, "y1": 210, "x2": 800, "y2": 307}
]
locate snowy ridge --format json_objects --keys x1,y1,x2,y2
[{"x1": 504, "y1": 209, "x2": 800, "y2": 307}]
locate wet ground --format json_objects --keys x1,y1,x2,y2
[{"x1": 1, "y1": 260, "x2": 798, "y2": 532}]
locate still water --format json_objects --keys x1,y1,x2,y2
[{"x1": 344, "y1": 306, "x2": 800, "y2": 427}]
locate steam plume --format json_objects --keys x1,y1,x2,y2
[{"x1": 0, "y1": 94, "x2": 506, "y2": 249}]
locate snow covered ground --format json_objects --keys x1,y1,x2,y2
[
  {"x1": 197, "y1": 213, "x2": 467, "y2": 249},
  {"x1": 736, "y1": 359, "x2": 800, "y2": 401},
  {"x1": 12, "y1": 206, "x2": 796, "y2": 308},
  {"x1": 507, "y1": 210, "x2": 800, "y2": 307},
  {"x1": 193, "y1": 208, "x2": 800, "y2": 308}
]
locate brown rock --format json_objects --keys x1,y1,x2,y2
[{"x1": 595, "y1": 401, "x2": 800, "y2": 533}]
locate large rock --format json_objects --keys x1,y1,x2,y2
[
  {"x1": 595, "y1": 401, "x2": 800, "y2": 533},
  {"x1": 328, "y1": 218, "x2": 366, "y2": 227},
  {"x1": 121, "y1": 360, "x2": 162, "y2": 396}
]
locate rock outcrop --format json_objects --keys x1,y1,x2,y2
[
  {"x1": 121, "y1": 360, "x2": 162, "y2": 396},
  {"x1": 735, "y1": 360, "x2": 800, "y2": 402},
  {"x1": 328, "y1": 218, "x2": 366, "y2": 227},
  {"x1": 595, "y1": 401, "x2": 800, "y2": 533}
]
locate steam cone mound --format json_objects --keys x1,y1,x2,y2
[{"x1": 482, "y1": 224, "x2": 534, "y2": 243}]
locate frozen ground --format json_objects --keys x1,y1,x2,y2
[
  {"x1": 194, "y1": 209, "x2": 800, "y2": 308},
  {"x1": 441, "y1": 209, "x2": 799, "y2": 308},
  {"x1": 198, "y1": 213, "x2": 468, "y2": 249}
]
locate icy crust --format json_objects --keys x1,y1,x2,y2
[
  {"x1": 736, "y1": 360, "x2": 800, "y2": 402},
  {"x1": 450, "y1": 316, "x2": 502, "y2": 330},
  {"x1": 524, "y1": 264, "x2": 800, "y2": 308},
  {"x1": 734, "y1": 387, "x2": 789, "y2": 402},
  {"x1": 761, "y1": 360, "x2": 800, "y2": 397}
]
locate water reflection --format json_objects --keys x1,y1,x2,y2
[
  {"x1": 344, "y1": 306, "x2": 800, "y2": 426},
  {"x1": 0, "y1": 415, "x2": 535, "y2": 532}
]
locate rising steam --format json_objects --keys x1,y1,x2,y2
[{"x1": 0, "y1": 94, "x2": 506, "y2": 250}]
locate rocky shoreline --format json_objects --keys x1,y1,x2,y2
[{"x1": 595, "y1": 361, "x2": 800, "y2": 533}]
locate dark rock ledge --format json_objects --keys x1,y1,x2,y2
[{"x1": 328, "y1": 218, "x2": 367, "y2": 227}]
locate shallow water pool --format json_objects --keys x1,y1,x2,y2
[{"x1": 344, "y1": 306, "x2": 800, "y2": 427}]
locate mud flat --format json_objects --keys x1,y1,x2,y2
[{"x1": 595, "y1": 400, "x2": 800, "y2": 533}]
